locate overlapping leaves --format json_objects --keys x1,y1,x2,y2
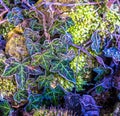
[
  {"x1": 26, "y1": 38, "x2": 41, "y2": 55},
  {"x1": 36, "y1": 74, "x2": 54, "y2": 89},
  {"x1": 50, "y1": 60, "x2": 76, "y2": 83},
  {"x1": 2, "y1": 58, "x2": 43, "y2": 89},
  {"x1": 43, "y1": 86, "x2": 65, "y2": 105},
  {"x1": 31, "y1": 50, "x2": 55, "y2": 70},
  {"x1": 13, "y1": 89, "x2": 28, "y2": 103},
  {"x1": 0, "y1": 100, "x2": 11, "y2": 116},
  {"x1": 25, "y1": 94, "x2": 44, "y2": 112},
  {"x1": 24, "y1": 28, "x2": 40, "y2": 42},
  {"x1": 6, "y1": 7, "x2": 24, "y2": 26},
  {"x1": 42, "y1": 38, "x2": 66, "y2": 53}
]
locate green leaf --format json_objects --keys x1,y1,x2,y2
[
  {"x1": 42, "y1": 38, "x2": 66, "y2": 53},
  {"x1": 29, "y1": 19, "x2": 43, "y2": 31},
  {"x1": 2, "y1": 58, "x2": 42, "y2": 89},
  {"x1": 36, "y1": 74, "x2": 54, "y2": 89},
  {"x1": 24, "y1": 28, "x2": 40, "y2": 41},
  {"x1": 25, "y1": 94, "x2": 43, "y2": 112},
  {"x1": 0, "y1": 100, "x2": 11, "y2": 116},
  {"x1": 13, "y1": 89, "x2": 28, "y2": 103},
  {"x1": 96, "y1": 86, "x2": 105, "y2": 94},
  {"x1": 50, "y1": 60, "x2": 76, "y2": 83},
  {"x1": 49, "y1": 20, "x2": 65, "y2": 36},
  {"x1": 31, "y1": 50, "x2": 55, "y2": 70},
  {"x1": 15, "y1": 65, "x2": 28, "y2": 89},
  {"x1": 43, "y1": 86, "x2": 65, "y2": 105},
  {"x1": 93, "y1": 67, "x2": 108, "y2": 81},
  {"x1": 26, "y1": 39, "x2": 41, "y2": 55},
  {"x1": 2, "y1": 62, "x2": 19, "y2": 77},
  {"x1": 0, "y1": 61, "x2": 5, "y2": 75}
]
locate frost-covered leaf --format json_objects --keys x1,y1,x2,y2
[
  {"x1": 25, "y1": 94, "x2": 43, "y2": 112},
  {"x1": 91, "y1": 31, "x2": 101, "y2": 54},
  {"x1": 6, "y1": 7, "x2": 24, "y2": 26},
  {"x1": 43, "y1": 86, "x2": 65, "y2": 105},
  {"x1": 15, "y1": 65, "x2": 28, "y2": 89},
  {"x1": 29, "y1": 19, "x2": 43, "y2": 31},
  {"x1": 65, "y1": 17, "x2": 74, "y2": 28},
  {"x1": 0, "y1": 100, "x2": 11, "y2": 116},
  {"x1": 0, "y1": 61, "x2": 5, "y2": 75},
  {"x1": 103, "y1": 47, "x2": 117, "y2": 57},
  {"x1": 13, "y1": 89, "x2": 28, "y2": 103},
  {"x1": 26, "y1": 39, "x2": 41, "y2": 55},
  {"x1": 14, "y1": 0, "x2": 21, "y2": 5},
  {"x1": 103, "y1": 47, "x2": 120, "y2": 61},
  {"x1": 2, "y1": 62, "x2": 19, "y2": 77},
  {"x1": 50, "y1": 20, "x2": 65, "y2": 36},
  {"x1": 61, "y1": 32, "x2": 73, "y2": 44},
  {"x1": 2, "y1": 58, "x2": 42, "y2": 89},
  {"x1": 50, "y1": 60, "x2": 76, "y2": 83},
  {"x1": 36, "y1": 74, "x2": 54, "y2": 89},
  {"x1": 24, "y1": 28, "x2": 40, "y2": 41},
  {"x1": 42, "y1": 38, "x2": 66, "y2": 53},
  {"x1": 93, "y1": 67, "x2": 107, "y2": 81},
  {"x1": 31, "y1": 50, "x2": 55, "y2": 70},
  {"x1": 57, "y1": 50, "x2": 75, "y2": 61}
]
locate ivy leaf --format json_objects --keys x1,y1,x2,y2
[
  {"x1": 25, "y1": 94, "x2": 43, "y2": 112},
  {"x1": 6, "y1": 7, "x2": 24, "y2": 26},
  {"x1": 93, "y1": 67, "x2": 108, "y2": 81},
  {"x1": 65, "y1": 17, "x2": 74, "y2": 28},
  {"x1": 13, "y1": 89, "x2": 28, "y2": 103},
  {"x1": 15, "y1": 65, "x2": 28, "y2": 89},
  {"x1": 96, "y1": 86, "x2": 105, "y2": 94},
  {"x1": 31, "y1": 50, "x2": 55, "y2": 70},
  {"x1": 26, "y1": 38, "x2": 41, "y2": 55},
  {"x1": 36, "y1": 74, "x2": 54, "y2": 89},
  {"x1": 50, "y1": 60, "x2": 76, "y2": 83},
  {"x1": 91, "y1": 31, "x2": 101, "y2": 54},
  {"x1": 103, "y1": 47, "x2": 117, "y2": 57},
  {"x1": 29, "y1": 19, "x2": 43, "y2": 31},
  {"x1": 0, "y1": 100, "x2": 11, "y2": 116},
  {"x1": 0, "y1": 61, "x2": 5, "y2": 75},
  {"x1": 50, "y1": 20, "x2": 65, "y2": 36},
  {"x1": 2, "y1": 58, "x2": 43, "y2": 89},
  {"x1": 57, "y1": 50, "x2": 75, "y2": 61},
  {"x1": 24, "y1": 28, "x2": 40, "y2": 41},
  {"x1": 103, "y1": 47, "x2": 120, "y2": 61},
  {"x1": 42, "y1": 38, "x2": 66, "y2": 53},
  {"x1": 2, "y1": 62, "x2": 19, "y2": 77},
  {"x1": 43, "y1": 86, "x2": 65, "y2": 105}
]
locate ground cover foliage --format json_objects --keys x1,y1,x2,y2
[{"x1": 0, "y1": 0, "x2": 120, "y2": 115}]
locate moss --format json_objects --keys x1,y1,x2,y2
[
  {"x1": 67, "y1": 5, "x2": 120, "y2": 44},
  {"x1": 33, "y1": 107, "x2": 75, "y2": 116},
  {"x1": 0, "y1": 22, "x2": 14, "y2": 38},
  {"x1": 67, "y1": 4, "x2": 119, "y2": 85},
  {"x1": 0, "y1": 77, "x2": 16, "y2": 96},
  {"x1": 67, "y1": 5, "x2": 100, "y2": 44},
  {"x1": 55, "y1": 74, "x2": 86, "y2": 92}
]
